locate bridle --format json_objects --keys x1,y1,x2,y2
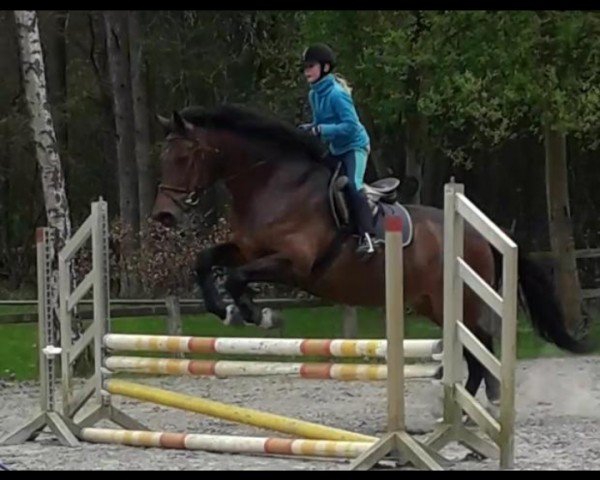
[
  {"x1": 156, "y1": 134, "x2": 216, "y2": 211},
  {"x1": 157, "y1": 134, "x2": 268, "y2": 212},
  {"x1": 157, "y1": 183, "x2": 202, "y2": 211}
]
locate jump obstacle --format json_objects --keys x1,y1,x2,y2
[
  {"x1": 103, "y1": 333, "x2": 441, "y2": 358},
  {"x1": 0, "y1": 180, "x2": 518, "y2": 470},
  {"x1": 81, "y1": 427, "x2": 375, "y2": 459}
]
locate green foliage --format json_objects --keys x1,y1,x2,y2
[
  {"x1": 299, "y1": 11, "x2": 600, "y2": 164},
  {"x1": 3, "y1": 11, "x2": 600, "y2": 291}
]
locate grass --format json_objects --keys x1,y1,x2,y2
[
  {"x1": 0, "y1": 305, "x2": 598, "y2": 381},
  {"x1": 0, "y1": 305, "x2": 36, "y2": 315}
]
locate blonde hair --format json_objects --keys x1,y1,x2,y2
[{"x1": 334, "y1": 73, "x2": 353, "y2": 94}]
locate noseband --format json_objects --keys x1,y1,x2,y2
[
  {"x1": 157, "y1": 134, "x2": 220, "y2": 211},
  {"x1": 157, "y1": 183, "x2": 202, "y2": 211}
]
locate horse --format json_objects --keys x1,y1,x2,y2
[{"x1": 151, "y1": 103, "x2": 594, "y2": 404}]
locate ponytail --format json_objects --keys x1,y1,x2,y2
[{"x1": 333, "y1": 73, "x2": 353, "y2": 95}]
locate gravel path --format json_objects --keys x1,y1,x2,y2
[{"x1": 0, "y1": 355, "x2": 598, "y2": 470}]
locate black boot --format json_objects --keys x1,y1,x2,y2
[{"x1": 346, "y1": 187, "x2": 379, "y2": 254}]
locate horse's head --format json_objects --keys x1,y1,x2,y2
[{"x1": 151, "y1": 110, "x2": 220, "y2": 227}]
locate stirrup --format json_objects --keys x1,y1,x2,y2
[{"x1": 356, "y1": 233, "x2": 375, "y2": 254}]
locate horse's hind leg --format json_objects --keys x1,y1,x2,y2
[
  {"x1": 481, "y1": 334, "x2": 501, "y2": 405},
  {"x1": 430, "y1": 292, "x2": 495, "y2": 401},
  {"x1": 224, "y1": 254, "x2": 296, "y2": 328},
  {"x1": 463, "y1": 300, "x2": 491, "y2": 399},
  {"x1": 194, "y1": 242, "x2": 245, "y2": 322},
  {"x1": 465, "y1": 304, "x2": 501, "y2": 404},
  {"x1": 463, "y1": 348, "x2": 485, "y2": 397}
]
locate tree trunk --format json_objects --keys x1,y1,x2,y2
[
  {"x1": 88, "y1": 12, "x2": 119, "y2": 207},
  {"x1": 369, "y1": 148, "x2": 388, "y2": 180},
  {"x1": 39, "y1": 11, "x2": 68, "y2": 154},
  {"x1": 416, "y1": 111, "x2": 439, "y2": 206},
  {"x1": 402, "y1": 11, "x2": 431, "y2": 205},
  {"x1": 104, "y1": 11, "x2": 140, "y2": 297},
  {"x1": 0, "y1": 138, "x2": 9, "y2": 281},
  {"x1": 1, "y1": 137, "x2": 26, "y2": 290},
  {"x1": 128, "y1": 11, "x2": 153, "y2": 229},
  {"x1": 543, "y1": 124, "x2": 583, "y2": 332},
  {"x1": 404, "y1": 114, "x2": 423, "y2": 204},
  {"x1": 14, "y1": 10, "x2": 71, "y2": 247},
  {"x1": 14, "y1": 10, "x2": 72, "y2": 349},
  {"x1": 421, "y1": 148, "x2": 439, "y2": 206}
]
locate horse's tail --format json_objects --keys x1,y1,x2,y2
[{"x1": 492, "y1": 248, "x2": 595, "y2": 354}]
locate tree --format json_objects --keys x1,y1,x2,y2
[
  {"x1": 533, "y1": 12, "x2": 600, "y2": 332},
  {"x1": 128, "y1": 11, "x2": 153, "y2": 227},
  {"x1": 14, "y1": 10, "x2": 71, "y2": 245},
  {"x1": 104, "y1": 10, "x2": 139, "y2": 297},
  {"x1": 3, "y1": 10, "x2": 600, "y2": 313},
  {"x1": 413, "y1": 11, "x2": 599, "y2": 332},
  {"x1": 14, "y1": 9, "x2": 72, "y2": 343},
  {"x1": 39, "y1": 11, "x2": 68, "y2": 155}
]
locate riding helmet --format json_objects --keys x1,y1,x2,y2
[{"x1": 302, "y1": 43, "x2": 336, "y2": 72}]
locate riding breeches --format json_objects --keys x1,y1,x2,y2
[{"x1": 325, "y1": 148, "x2": 375, "y2": 236}]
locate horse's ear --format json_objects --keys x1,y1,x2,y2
[
  {"x1": 156, "y1": 113, "x2": 171, "y2": 134},
  {"x1": 172, "y1": 110, "x2": 195, "y2": 137}
]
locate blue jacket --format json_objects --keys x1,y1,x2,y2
[{"x1": 308, "y1": 74, "x2": 370, "y2": 156}]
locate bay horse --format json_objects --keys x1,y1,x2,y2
[{"x1": 151, "y1": 104, "x2": 593, "y2": 404}]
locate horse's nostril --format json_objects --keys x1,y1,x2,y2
[{"x1": 154, "y1": 212, "x2": 176, "y2": 228}]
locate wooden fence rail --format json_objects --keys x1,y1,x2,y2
[
  {"x1": 3, "y1": 248, "x2": 600, "y2": 324},
  {"x1": 0, "y1": 298, "x2": 366, "y2": 330}
]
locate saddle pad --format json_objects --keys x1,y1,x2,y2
[{"x1": 375, "y1": 203, "x2": 414, "y2": 247}]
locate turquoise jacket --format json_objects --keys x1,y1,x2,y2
[{"x1": 308, "y1": 74, "x2": 370, "y2": 156}]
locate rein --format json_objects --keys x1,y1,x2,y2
[{"x1": 158, "y1": 159, "x2": 268, "y2": 212}]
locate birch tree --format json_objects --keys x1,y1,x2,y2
[
  {"x1": 14, "y1": 10, "x2": 71, "y2": 246},
  {"x1": 14, "y1": 10, "x2": 72, "y2": 344}
]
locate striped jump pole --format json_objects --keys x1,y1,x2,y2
[
  {"x1": 104, "y1": 356, "x2": 442, "y2": 380},
  {"x1": 105, "y1": 379, "x2": 376, "y2": 443},
  {"x1": 81, "y1": 428, "x2": 374, "y2": 459},
  {"x1": 104, "y1": 334, "x2": 442, "y2": 360}
]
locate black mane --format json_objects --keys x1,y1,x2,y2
[{"x1": 179, "y1": 104, "x2": 327, "y2": 161}]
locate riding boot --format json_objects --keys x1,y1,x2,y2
[{"x1": 346, "y1": 187, "x2": 379, "y2": 254}]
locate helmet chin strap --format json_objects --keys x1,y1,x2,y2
[{"x1": 312, "y1": 63, "x2": 331, "y2": 83}]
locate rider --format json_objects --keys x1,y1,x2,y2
[{"x1": 299, "y1": 43, "x2": 379, "y2": 254}]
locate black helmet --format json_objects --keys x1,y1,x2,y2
[{"x1": 302, "y1": 43, "x2": 336, "y2": 71}]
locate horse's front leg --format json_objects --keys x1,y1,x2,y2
[
  {"x1": 224, "y1": 254, "x2": 295, "y2": 329},
  {"x1": 194, "y1": 242, "x2": 245, "y2": 322}
]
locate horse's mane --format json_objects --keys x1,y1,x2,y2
[{"x1": 179, "y1": 104, "x2": 327, "y2": 162}]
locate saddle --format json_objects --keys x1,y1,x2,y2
[{"x1": 327, "y1": 162, "x2": 414, "y2": 247}]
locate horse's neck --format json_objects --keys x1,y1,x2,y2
[
  {"x1": 218, "y1": 135, "x2": 272, "y2": 191},
  {"x1": 216, "y1": 134, "x2": 328, "y2": 222}
]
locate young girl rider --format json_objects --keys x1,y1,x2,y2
[{"x1": 299, "y1": 43, "x2": 379, "y2": 255}]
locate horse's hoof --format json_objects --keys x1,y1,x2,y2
[
  {"x1": 224, "y1": 304, "x2": 245, "y2": 327},
  {"x1": 486, "y1": 398, "x2": 500, "y2": 419},
  {"x1": 485, "y1": 388, "x2": 501, "y2": 407},
  {"x1": 259, "y1": 307, "x2": 283, "y2": 329}
]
